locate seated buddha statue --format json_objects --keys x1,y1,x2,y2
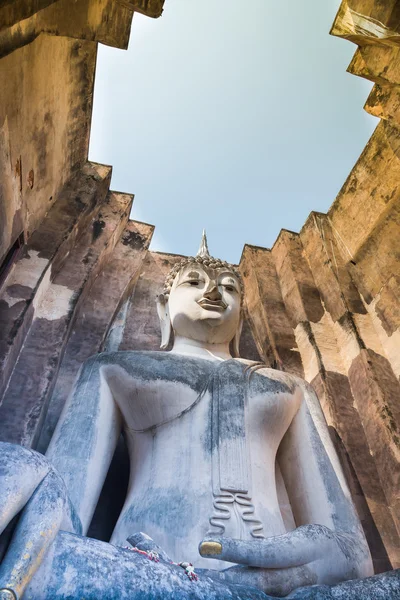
[{"x1": 0, "y1": 234, "x2": 373, "y2": 599}]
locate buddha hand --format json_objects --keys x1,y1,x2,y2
[{"x1": 199, "y1": 524, "x2": 370, "y2": 597}]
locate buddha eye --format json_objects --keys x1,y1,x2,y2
[
  {"x1": 189, "y1": 280, "x2": 199, "y2": 286},
  {"x1": 224, "y1": 285, "x2": 234, "y2": 292}
]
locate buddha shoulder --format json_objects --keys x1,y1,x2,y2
[
  {"x1": 82, "y1": 350, "x2": 215, "y2": 391},
  {"x1": 243, "y1": 362, "x2": 303, "y2": 401}
]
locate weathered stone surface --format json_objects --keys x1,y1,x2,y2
[
  {"x1": 117, "y1": 251, "x2": 185, "y2": 352},
  {"x1": 330, "y1": 1, "x2": 400, "y2": 45},
  {"x1": 348, "y1": 45, "x2": 400, "y2": 88},
  {"x1": 374, "y1": 275, "x2": 400, "y2": 336},
  {"x1": 0, "y1": 0, "x2": 164, "y2": 262},
  {"x1": 0, "y1": 162, "x2": 111, "y2": 399},
  {"x1": 348, "y1": 349, "x2": 400, "y2": 536},
  {"x1": 0, "y1": 0, "x2": 165, "y2": 59},
  {"x1": 238, "y1": 248, "x2": 274, "y2": 366},
  {"x1": 238, "y1": 306, "x2": 262, "y2": 362},
  {"x1": 346, "y1": 190, "x2": 400, "y2": 309},
  {"x1": 0, "y1": 34, "x2": 99, "y2": 263},
  {"x1": 23, "y1": 531, "x2": 268, "y2": 600},
  {"x1": 272, "y1": 230, "x2": 324, "y2": 327},
  {"x1": 288, "y1": 569, "x2": 400, "y2": 599},
  {"x1": 299, "y1": 213, "x2": 366, "y2": 321},
  {"x1": 0, "y1": 1, "x2": 59, "y2": 31},
  {"x1": 0, "y1": 189, "x2": 132, "y2": 447},
  {"x1": 311, "y1": 371, "x2": 396, "y2": 572},
  {"x1": 366, "y1": 81, "x2": 400, "y2": 125},
  {"x1": 37, "y1": 219, "x2": 154, "y2": 452},
  {"x1": 328, "y1": 121, "x2": 400, "y2": 265},
  {"x1": 240, "y1": 244, "x2": 304, "y2": 376},
  {"x1": 129, "y1": 0, "x2": 165, "y2": 19}
]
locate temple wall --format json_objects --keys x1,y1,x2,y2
[
  {"x1": 0, "y1": 0, "x2": 399, "y2": 575},
  {"x1": 0, "y1": 0, "x2": 159, "y2": 266}
]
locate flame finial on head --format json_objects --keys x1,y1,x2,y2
[{"x1": 197, "y1": 229, "x2": 210, "y2": 259}]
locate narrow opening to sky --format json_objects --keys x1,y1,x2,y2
[{"x1": 89, "y1": 0, "x2": 377, "y2": 264}]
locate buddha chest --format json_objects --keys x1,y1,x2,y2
[
  {"x1": 105, "y1": 352, "x2": 300, "y2": 565},
  {"x1": 104, "y1": 351, "x2": 297, "y2": 438}
]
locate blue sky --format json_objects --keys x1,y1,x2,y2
[{"x1": 89, "y1": 0, "x2": 377, "y2": 264}]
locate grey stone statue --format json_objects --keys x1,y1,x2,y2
[{"x1": 0, "y1": 233, "x2": 393, "y2": 600}]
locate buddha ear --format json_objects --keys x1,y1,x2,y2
[
  {"x1": 156, "y1": 294, "x2": 172, "y2": 350},
  {"x1": 232, "y1": 315, "x2": 243, "y2": 358}
]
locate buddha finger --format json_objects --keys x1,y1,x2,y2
[{"x1": 199, "y1": 524, "x2": 335, "y2": 568}]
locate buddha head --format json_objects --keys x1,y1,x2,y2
[{"x1": 156, "y1": 232, "x2": 244, "y2": 355}]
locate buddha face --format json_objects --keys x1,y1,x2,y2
[{"x1": 167, "y1": 263, "x2": 242, "y2": 345}]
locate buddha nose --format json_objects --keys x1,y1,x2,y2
[{"x1": 203, "y1": 280, "x2": 222, "y2": 301}]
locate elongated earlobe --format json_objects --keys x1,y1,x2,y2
[
  {"x1": 156, "y1": 294, "x2": 172, "y2": 350},
  {"x1": 232, "y1": 316, "x2": 243, "y2": 358}
]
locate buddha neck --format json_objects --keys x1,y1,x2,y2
[{"x1": 170, "y1": 335, "x2": 232, "y2": 361}]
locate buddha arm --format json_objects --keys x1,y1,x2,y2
[
  {"x1": 277, "y1": 380, "x2": 369, "y2": 547},
  {"x1": 46, "y1": 355, "x2": 122, "y2": 534},
  {"x1": 198, "y1": 380, "x2": 372, "y2": 593}
]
